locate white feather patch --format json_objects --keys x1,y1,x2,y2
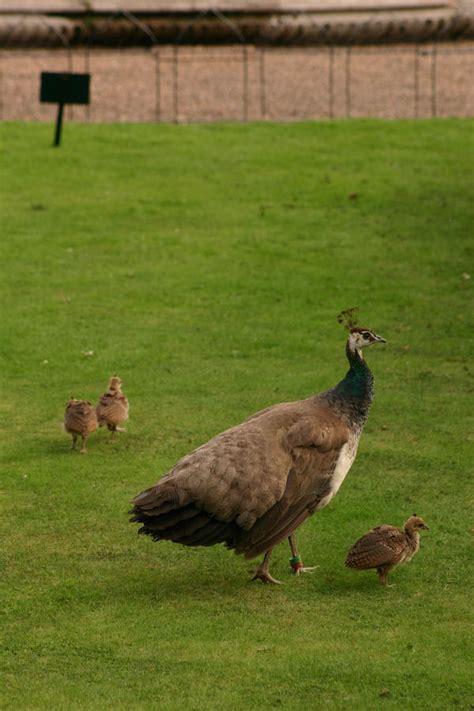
[{"x1": 317, "y1": 433, "x2": 359, "y2": 509}]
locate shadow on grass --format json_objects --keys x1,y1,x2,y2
[
  {"x1": 43, "y1": 435, "x2": 143, "y2": 456},
  {"x1": 98, "y1": 554, "x2": 387, "y2": 604}
]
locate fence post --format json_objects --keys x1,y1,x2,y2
[
  {"x1": 173, "y1": 45, "x2": 179, "y2": 123},
  {"x1": 328, "y1": 46, "x2": 335, "y2": 119},
  {"x1": 0, "y1": 52, "x2": 3, "y2": 121},
  {"x1": 68, "y1": 48, "x2": 74, "y2": 120},
  {"x1": 242, "y1": 45, "x2": 249, "y2": 122},
  {"x1": 345, "y1": 47, "x2": 352, "y2": 118},
  {"x1": 431, "y1": 45, "x2": 437, "y2": 118},
  {"x1": 259, "y1": 47, "x2": 266, "y2": 120},
  {"x1": 154, "y1": 48, "x2": 161, "y2": 122},
  {"x1": 414, "y1": 46, "x2": 420, "y2": 118},
  {"x1": 85, "y1": 47, "x2": 91, "y2": 121}
]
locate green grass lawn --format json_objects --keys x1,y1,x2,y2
[{"x1": 1, "y1": 120, "x2": 473, "y2": 710}]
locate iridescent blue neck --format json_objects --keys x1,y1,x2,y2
[{"x1": 332, "y1": 341, "x2": 374, "y2": 407}]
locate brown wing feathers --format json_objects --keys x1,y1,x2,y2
[
  {"x1": 237, "y1": 499, "x2": 313, "y2": 558},
  {"x1": 131, "y1": 398, "x2": 350, "y2": 559},
  {"x1": 96, "y1": 377, "x2": 129, "y2": 428},
  {"x1": 132, "y1": 490, "x2": 237, "y2": 547},
  {"x1": 345, "y1": 526, "x2": 405, "y2": 569},
  {"x1": 64, "y1": 400, "x2": 98, "y2": 436},
  {"x1": 96, "y1": 393, "x2": 128, "y2": 427}
]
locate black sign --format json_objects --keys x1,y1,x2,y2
[
  {"x1": 40, "y1": 72, "x2": 90, "y2": 105},
  {"x1": 40, "y1": 72, "x2": 91, "y2": 146}
]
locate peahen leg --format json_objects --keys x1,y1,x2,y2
[
  {"x1": 288, "y1": 534, "x2": 318, "y2": 575},
  {"x1": 252, "y1": 549, "x2": 281, "y2": 585}
]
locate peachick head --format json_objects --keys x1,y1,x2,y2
[
  {"x1": 405, "y1": 514, "x2": 429, "y2": 531},
  {"x1": 108, "y1": 375, "x2": 122, "y2": 391}
]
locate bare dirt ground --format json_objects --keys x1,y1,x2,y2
[{"x1": 1, "y1": 42, "x2": 473, "y2": 123}]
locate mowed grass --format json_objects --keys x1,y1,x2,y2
[{"x1": 1, "y1": 120, "x2": 473, "y2": 710}]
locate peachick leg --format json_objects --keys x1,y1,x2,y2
[{"x1": 377, "y1": 566, "x2": 394, "y2": 587}]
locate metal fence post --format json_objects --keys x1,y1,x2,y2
[
  {"x1": 173, "y1": 45, "x2": 179, "y2": 123},
  {"x1": 242, "y1": 45, "x2": 249, "y2": 122},
  {"x1": 68, "y1": 48, "x2": 74, "y2": 120},
  {"x1": 85, "y1": 47, "x2": 91, "y2": 121},
  {"x1": 259, "y1": 47, "x2": 266, "y2": 120},
  {"x1": 154, "y1": 48, "x2": 161, "y2": 122},
  {"x1": 345, "y1": 47, "x2": 352, "y2": 118},
  {"x1": 0, "y1": 52, "x2": 3, "y2": 121},
  {"x1": 328, "y1": 46, "x2": 335, "y2": 119},
  {"x1": 414, "y1": 46, "x2": 420, "y2": 118},
  {"x1": 431, "y1": 45, "x2": 437, "y2": 118}
]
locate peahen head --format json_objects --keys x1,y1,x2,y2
[{"x1": 348, "y1": 327, "x2": 386, "y2": 354}]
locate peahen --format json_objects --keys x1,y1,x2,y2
[{"x1": 131, "y1": 326, "x2": 385, "y2": 583}]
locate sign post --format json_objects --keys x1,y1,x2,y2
[
  {"x1": 53, "y1": 102, "x2": 65, "y2": 147},
  {"x1": 40, "y1": 72, "x2": 90, "y2": 147}
]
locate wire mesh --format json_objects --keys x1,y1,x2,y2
[{"x1": 1, "y1": 42, "x2": 473, "y2": 123}]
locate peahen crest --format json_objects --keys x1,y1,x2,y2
[{"x1": 337, "y1": 307, "x2": 360, "y2": 330}]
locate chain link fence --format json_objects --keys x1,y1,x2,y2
[{"x1": 1, "y1": 42, "x2": 473, "y2": 122}]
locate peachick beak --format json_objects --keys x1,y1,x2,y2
[{"x1": 374, "y1": 334, "x2": 386, "y2": 343}]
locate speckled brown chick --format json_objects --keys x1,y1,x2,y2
[
  {"x1": 345, "y1": 514, "x2": 429, "y2": 586},
  {"x1": 96, "y1": 376, "x2": 129, "y2": 437},
  {"x1": 64, "y1": 398, "x2": 98, "y2": 453}
]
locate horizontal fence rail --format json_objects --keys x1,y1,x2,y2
[{"x1": 1, "y1": 43, "x2": 473, "y2": 122}]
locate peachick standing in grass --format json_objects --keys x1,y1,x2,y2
[
  {"x1": 345, "y1": 514, "x2": 429, "y2": 586},
  {"x1": 96, "y1": 376, "x2": 129, "y2": 437},
  {"x1": 64, "y1": 399, "x2": 98, "y2": 453},
  {"x1": 131, "y1": 321, "x2": 385, "y2": 584}
]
